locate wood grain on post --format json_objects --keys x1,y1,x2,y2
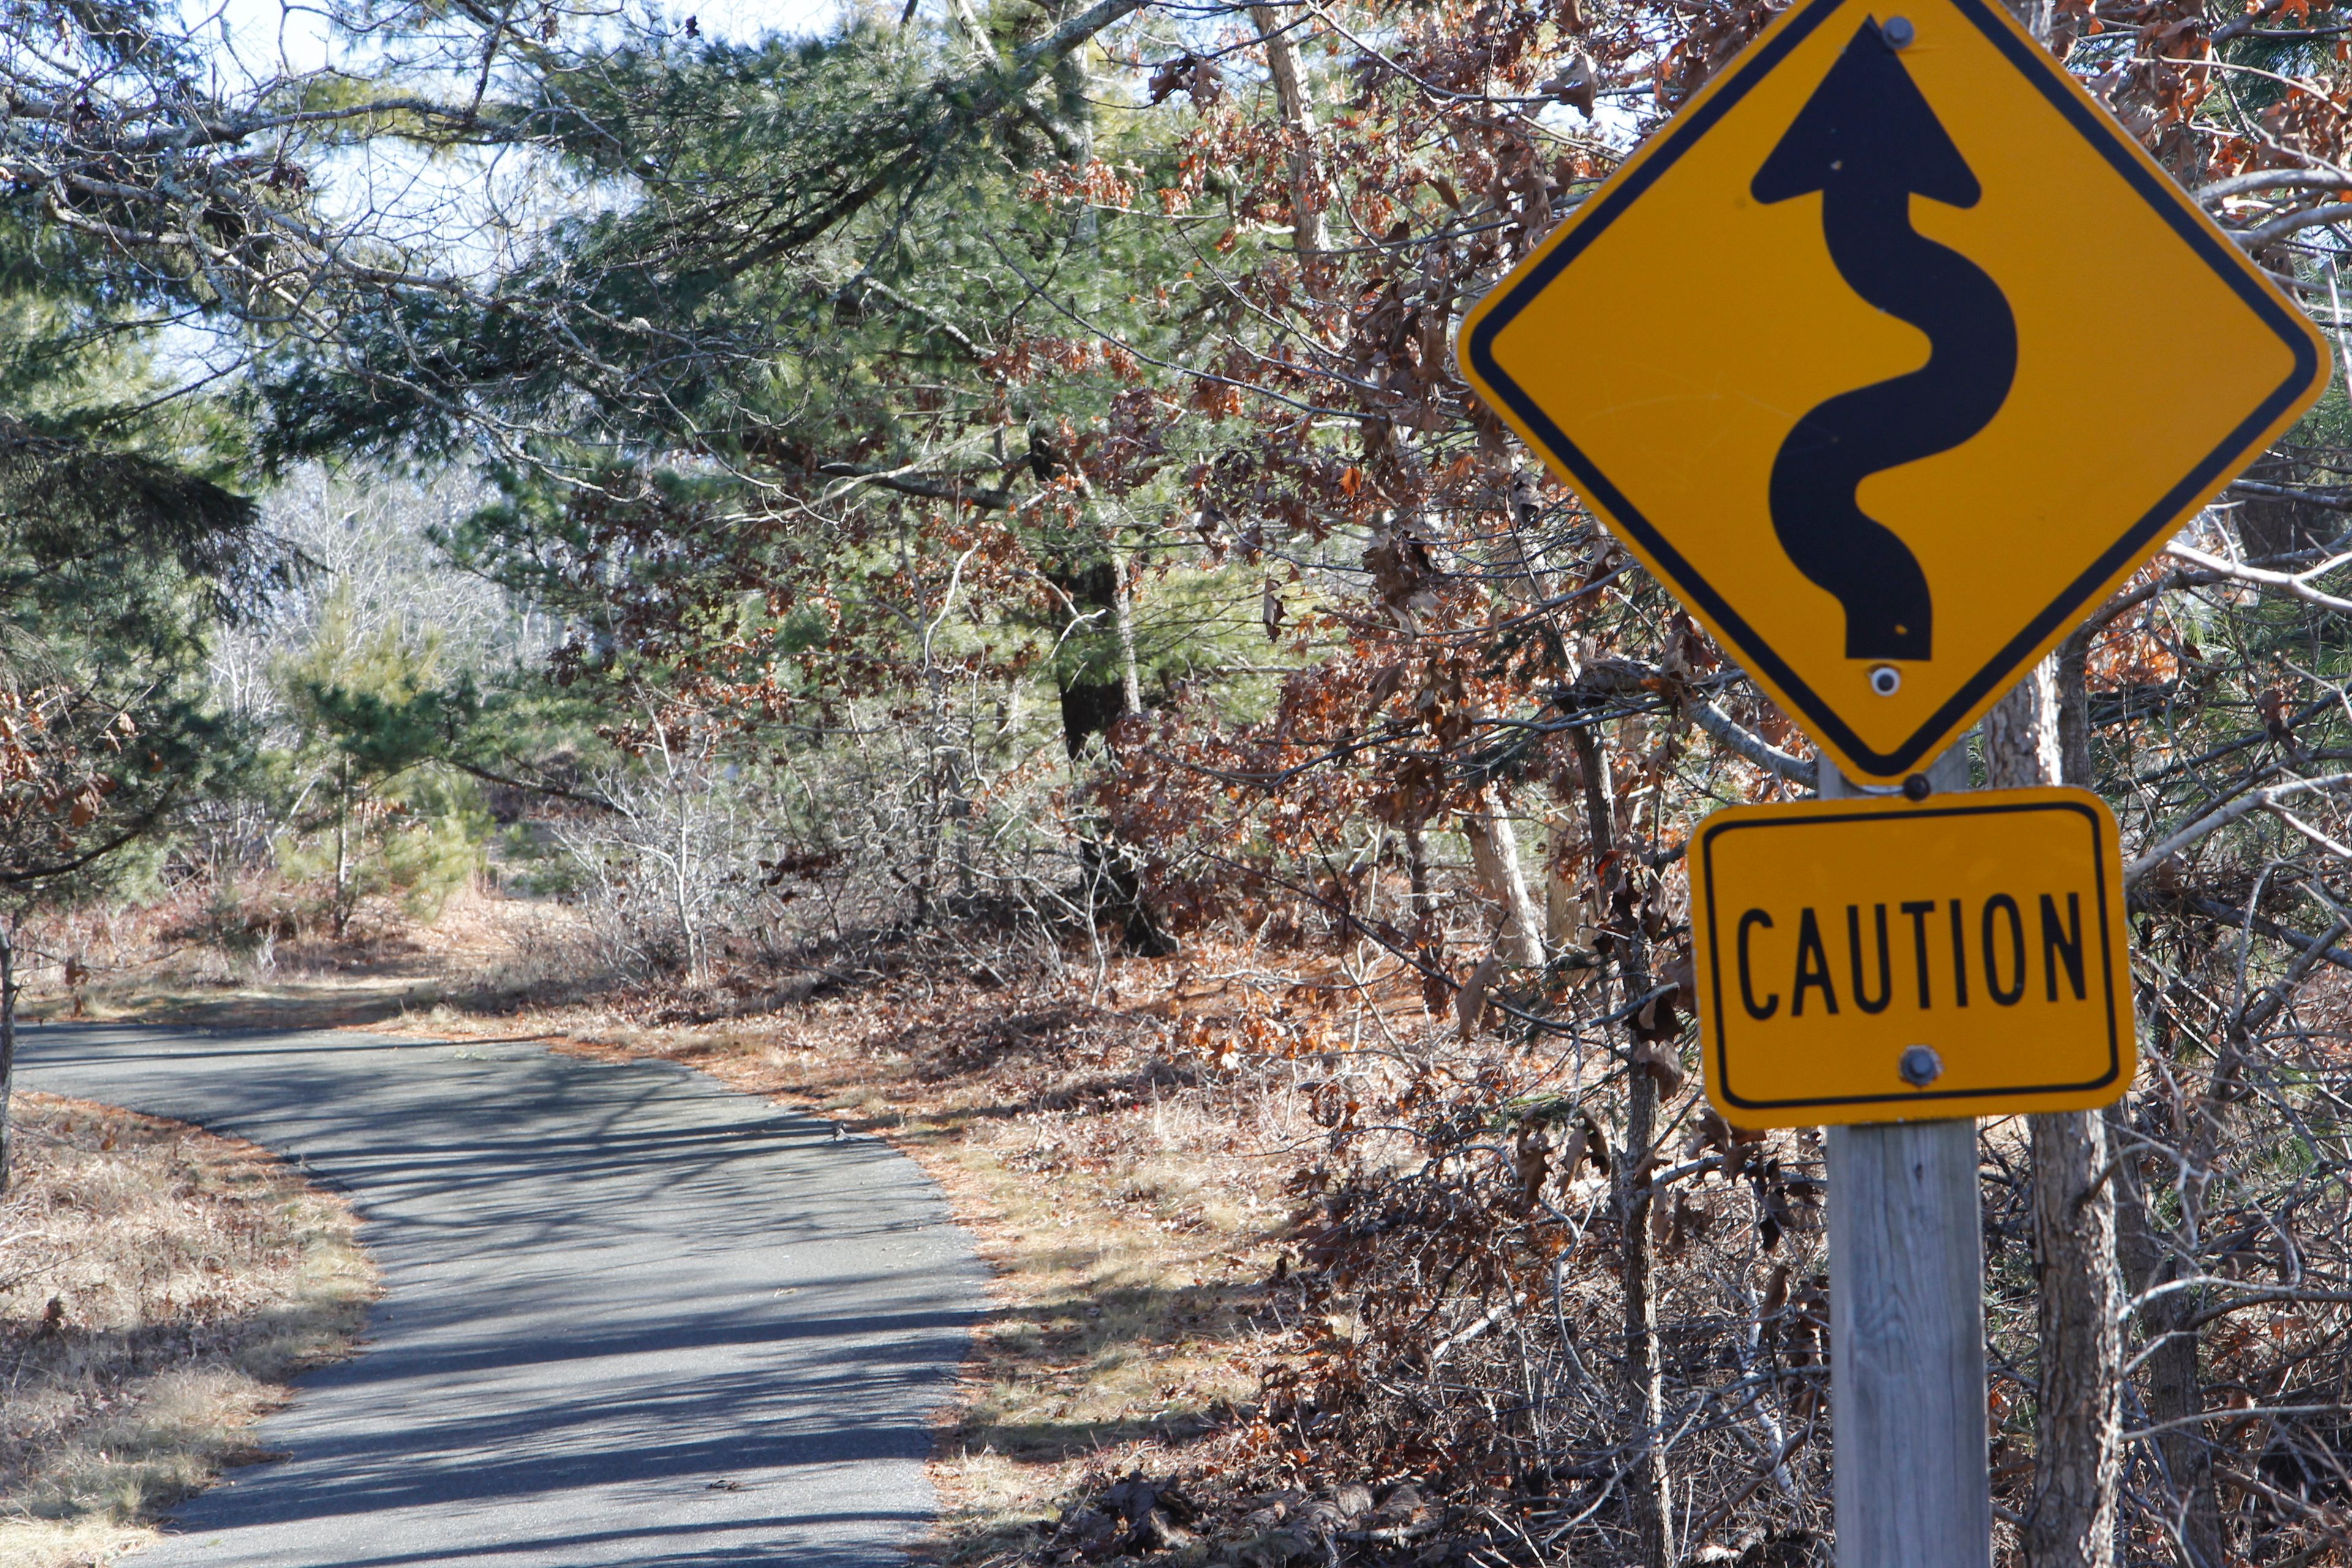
[{"x1": 1822, "y1": 747, "x2": 1994, "y2": 1568}]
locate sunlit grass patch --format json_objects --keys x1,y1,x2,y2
[{"x1": 0, "y1": 1092, "x2": 377, "y2": 1566}]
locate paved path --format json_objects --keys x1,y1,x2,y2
[{"x1": 20, "y1": 1023, "x2": 982, "y2": 1567}]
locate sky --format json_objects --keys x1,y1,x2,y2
[
  {"x1": 198, "y1": 0, "x2": 853, "y2": 82},
  {"x1": 175, "y1": 0, "x2": 886, "y2": 287}
]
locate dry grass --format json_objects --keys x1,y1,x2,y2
[
  {"x1": 23, "y1": 882, "x2": 577, "y2": 1034},
  {"x1": 0, "y1": 1091, "x2": 379, "y2": 1567}
]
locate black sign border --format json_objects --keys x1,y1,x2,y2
[
  {"x1": 1462, "y1": 0, "x2": 2324, "y2": 778},
  {"x1": 1698, "y1": 796, "x2": 2126, "y2": 1114}
]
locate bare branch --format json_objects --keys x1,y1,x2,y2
[
  {"x1": 1687, "y1": 697, "x2": 1817, "y2": 788},
  {"x1": 2162, "y1": 541, "x2": 2352, "y2": 614},
  {"x1": 2126, "y1": 774, "x2": 2352, "y2": 886}
]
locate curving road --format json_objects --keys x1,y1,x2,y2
[{"x1": 20, "y1": 1022, "x2": 982, "y2": 1568}]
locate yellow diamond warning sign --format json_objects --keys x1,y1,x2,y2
[
  {"x1": 1691, "y1": 789, "x2": 2135, "y2": 1126},
  {"x1": 1459, "y1": 0, "x2": 2328, "y2": 783}
]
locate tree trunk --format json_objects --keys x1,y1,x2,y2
[
  {"x1": 333, "y1": 758, "x2": 352, "y2": 939},
  {"x1": 0, "y1": 919, "x2": 18, "y2": 1198},
  {"x1": 1051, "y1": 557, "x2": 1130, "y2": 757},
  {"x1": 2064, "y1": 624, "x2": 2220, "y2": 1566},
  {"x1": 1404, "y1": 825, "x2": 1430, "y2": 920},
  {"x1": 1572, "y1": 724, "x2": 1671, "y2": 1568},
  {"x1": 1506, "y1": 465, "x2": 1556, "y2": 604},
  {"x1": 1047, "y1": 552, "x2": 1174, "y2": 956},
  {"x1": 675, "y1": 794, "x2": 703, "y2": 984},
  {"x1": 2022, "y1": 1103, "x2": 2122, "y2": 1568},
  {"x1": 1988, "y1": 657, "x2": 2123, "y2": 1568},
  {"x1": 944, "y1": 0, "x2": 993, "y2": 61},
  {"x1": 2108, "y1": 1106, "x2": 2223, "y2": 1568},
  {"x1": 1544, "y1": 816, "x2": 1587, "y2": 954},
  {"x1": 2056, "y1": 627, "x2": 2093, "y2": 788},
  {"x1": 1248, "y1": 6, "x2": 1329, "y2": 269},
  {"x1": 1112, "y1": 561, "x2": 1144, "y2": 717},
  {"x1": 1462, "y1": 795, "x2": 1545, "y2": 968},
  {"x1": 1618, "y1": 1056, "x2": 1668, "y2": 1568}
]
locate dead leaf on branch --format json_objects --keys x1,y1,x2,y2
[
  {"x1": 1631, "y1": 1036, "x2": 1685, "y2": 1094},
  {"x1": 1544, "y1": 51, "x2": 1600, "y2": 115}
]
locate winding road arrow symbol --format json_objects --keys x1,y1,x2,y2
[
  {"x1": 1753, "y1": 18, "x2": 2017, "y2": 664},
  {"x1": 1458, "y1": 0, "x2": 2328, "y2": 780}
]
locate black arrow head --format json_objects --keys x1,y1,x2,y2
[{"x1": 1751, "y1": 19, "x2": 1981, "y2": 208}]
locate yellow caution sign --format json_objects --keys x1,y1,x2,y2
[
  {"x1": 1691, "y1": 789, "x2": 2135, "y2": 1126},
  {"x1": 1459, "y1": 0, "x2": 2326, "y2": 783}
]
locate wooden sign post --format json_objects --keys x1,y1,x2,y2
[{"x1": 1820, "y1": 750, "x2": 1992, "y2": 1568}]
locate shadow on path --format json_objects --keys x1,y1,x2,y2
[{"x1": 20, "y1": 1022, "x2": 982, "y2": 1568}]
